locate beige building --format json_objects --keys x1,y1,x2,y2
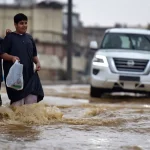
[{"x1": 0, "y1": 1, "x2": 64, "y2": 44}]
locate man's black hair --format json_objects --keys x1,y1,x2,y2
[{"x1": 14, "y1": 13, "x2": 28, "y2": 24}]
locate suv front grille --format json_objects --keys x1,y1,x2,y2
[{"x1": 113, "y1": 58, "x2": 149, "y2": 72}]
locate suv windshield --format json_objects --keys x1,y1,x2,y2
[{"x1": 101, "y1": 33, "x2": 150, "y2": 51}]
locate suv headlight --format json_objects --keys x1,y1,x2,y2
[{"x1": 93, "y1": 55, "x2": 108, "y2": 67}]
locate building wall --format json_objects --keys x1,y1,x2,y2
[
  {"x1": 33, "y1": 8, "x2": 62, "y2": 33},
  {"x1": 38, "y1": 54, "x2": 87, "y2": 80},
  {"x1": 73, "y1": 28, "x2": 108, "y2": 48},
  {"x1": 0, "y1": 6, "x2": 63, "y2": 44},
  {"x1": 32, "y1": 8, "x2": 63, "y2": 43},
  {"x1": 0, "y1": 7, "x2": 32, "y2": 36}
]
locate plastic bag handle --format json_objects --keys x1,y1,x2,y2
[{"x1": 15, "y1": 60, "x2": 19, "y2": 64}]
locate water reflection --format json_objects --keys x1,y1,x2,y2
[{"x1": 0, "y1": 124, "x2": 40, "y2": 141}]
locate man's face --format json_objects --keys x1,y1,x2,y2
[{"x1": 15, "y1": 20, "x2": 27, "y2": 34}]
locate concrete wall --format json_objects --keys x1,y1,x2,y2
[
  {"x1": 0, "y1": 6, "x2": 63, "y2": 43},
  {"x1": 38, "y1": 54, "x2": 87, "y2": 80},
  {"x1": 38, "y1": 54, "x2": 87, "y2": 71},
  {"x1": 0, "y1": 7, "x2": 32, "y2": 36}
]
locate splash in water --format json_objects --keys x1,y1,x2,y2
[{"x1": 0, "y1": 103, "x2": 63, "y2": 125}]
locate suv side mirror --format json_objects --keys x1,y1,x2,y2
[{"x1": 90, "y1": 41, "x2": 98, "y2": 50}]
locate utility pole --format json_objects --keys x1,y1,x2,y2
[{"x1": 67, "y1": 0, "x2": 72, "y2": 81}]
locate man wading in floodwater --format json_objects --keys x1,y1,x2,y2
[{"x1": 0, "y1": 13, "x2": 44, "y2": 106}]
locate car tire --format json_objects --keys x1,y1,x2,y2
[{"x1": 90, "y1": 86, "x2": 103, "y2": 98}]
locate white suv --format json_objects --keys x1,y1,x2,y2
[{"x1": 90, "y1": 28, "x2": 150, "y2": 97}]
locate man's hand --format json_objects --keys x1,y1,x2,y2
[
  {"x1": 6, "y1": 29, "x2": 12, "y2": 35},
  {"x1": 33, "y1": 56, "x2": 41, "y2": 71},
  {"x1": 12, "y1": 56, "x2": 20, "y2": 63},
  {"x1": 36, "y1": 62, "x2": 41, "y2": 71}
]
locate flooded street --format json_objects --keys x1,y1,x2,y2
[{"x1": 0, "y1": 85, "x2": 150, "y2": 150}]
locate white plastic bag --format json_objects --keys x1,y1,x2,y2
[{"x1": 6, "y1": 60, "x2": 23, "y2": 90}]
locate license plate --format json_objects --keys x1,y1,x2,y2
[{"x1": 119, "y1": 76, "x2": 140, "y2": 82}]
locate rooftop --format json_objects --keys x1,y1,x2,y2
[{"x1": 0, "y1": 1, "x2": 64, "y2": 9}]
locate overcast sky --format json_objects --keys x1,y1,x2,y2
[{"x1": 2, "y1": 0, "x2": 150, "y2": 27}]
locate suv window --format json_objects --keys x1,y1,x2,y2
[{"x1": 101, "y1": 33, "x2": 150, "y2": 51}]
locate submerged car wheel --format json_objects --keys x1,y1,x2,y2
[{"x1": 90, "y1": 86, "x2": 104, "y2": 98}]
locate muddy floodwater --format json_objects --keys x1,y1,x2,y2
[{"x1": 0, "y1": 85, "x2": 150, "y2": 150}]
